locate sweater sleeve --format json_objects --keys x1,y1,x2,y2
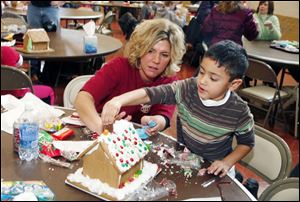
[
  {"x1": 243, "y1": 9, "x2": 259, "y2": 41},
  {"x1": 144, "y1": 81, "x2": 178, "y2": 105},
  {"x1": 235, "y1": 104, "x2": 255, "y2": 148},
  {"x1": 269, "y1": 15, "x2": 282, "y2": 40}
]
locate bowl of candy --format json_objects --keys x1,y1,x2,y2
[{"x1": 40, "y1": 117, "x2": 63, "y2": 133}]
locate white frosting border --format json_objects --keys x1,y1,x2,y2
[{"x1": 66, "y1": 161, "x2": 158, "y2": 200}]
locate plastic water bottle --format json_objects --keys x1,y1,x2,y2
[{"x1": 18, "y1": 104, "x2": 39, "y2": 161}]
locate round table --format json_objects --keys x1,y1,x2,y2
[
  {"x1": 242, "y1": 37, "x2": 299, "y2": 66},
  {"x1": 59, "y1": 7, "x2": 102, "y2": 20},
  {"x1": 17, "y1": 28, "x2": 122, "y2": 87},
  {"x1": 242, "y1": 37, "x2": 299, "y2": 138},
  {"x1": 3, "y1": 7, "x2": 102, "y2": 20},
  {"x1": 18, "y1": 28, "x2": 122, "y2": 61}
]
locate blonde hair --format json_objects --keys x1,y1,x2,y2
[{"x1": 124, "y1": 18, "x2": 186, "y2": 76}]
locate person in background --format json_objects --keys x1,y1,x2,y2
[
  {"x1": 140, "y1": 1, "x2": 155, "y2": 20},
  {"x1": 75, "y1": 19, "x2": 186, "y2": 136},
  {"x1": 101, "y1": 40, "x2": 254, "y2": 178},
  {"x1": 1, "y1": 46, "x2": 55, "y2": 105},
  {"x1": 243, "y1": 1, "x2": 281, "y2": 86},
  {"x1": 184, "y1": 1, "x2": 218, "y2": 67},
  {"x1": 201, "y1": 1, "x2": 258, "y2": 47},
  {"x1": 26, "y1": 1, "x2": 64, "y2": 83},
  {"x1": 254, "y1": 1, "x2": 281, "y2": 41},
  {"x1": 154, "y1": 1, "x2": 185, "y2": 28}
]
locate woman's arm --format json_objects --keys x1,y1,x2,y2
[{"x1": 74, "y1": 91, "x2": 103, "y2": 135}]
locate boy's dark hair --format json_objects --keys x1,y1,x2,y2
[{"x1": 204, "y1": 40, "x2": 248, "y2": 81}]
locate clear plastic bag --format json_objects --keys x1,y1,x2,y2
[{"x1": 126, "y1": 179, "x2": 176, "y2": 201}]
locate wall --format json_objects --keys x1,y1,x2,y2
[{"x1": 248, "y1": 1, "x2": 299, "y2": 41}]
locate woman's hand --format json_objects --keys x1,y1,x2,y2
[
  {"x1": 264, "y1": 20, "x2": 273, "y2": 30},
  {"x1": 141, "y1": 115, "x2": 166, "y2": 136},
  {"x1": 101, "y1": 98, "x2": 122, "y2": 125}
]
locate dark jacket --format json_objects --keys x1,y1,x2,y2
[{"x1": 201, "y1": 6, "x2": 258, "y2": 46}]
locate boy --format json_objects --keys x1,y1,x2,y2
[{"x1": 101, "y1": 40, "x2": 255, "y2": 178}]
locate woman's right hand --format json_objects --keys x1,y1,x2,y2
[{"x1": 101, "y1": 98, "x2": 122, "y2": 125}]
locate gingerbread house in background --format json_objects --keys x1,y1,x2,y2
[
  {"x1": 23, "y1": 28, "x2": 50, "y2": 51},
  {"x1": 82, "y1": 120, "x2": 149, "y2": 189}
]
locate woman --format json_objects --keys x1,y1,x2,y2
[
  {"x1": 201, "y1": 1, "x2": 258, "y2": 46},
  {"x1": 75, "y1": 18, "x2": 186, "y2": 135},
  {"x1": 254, "y1": 1, "x2": 281, "y2": 40}
]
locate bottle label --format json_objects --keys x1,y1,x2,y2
[
  {"x1": 19, "y1": 123, "x2": 39, "y2": 149},
  {"x1": 13, "y1": 126, "x2": 20, "y2": 152}
]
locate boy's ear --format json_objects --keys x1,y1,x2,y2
[{"x1": 229, "y1": 79, "x2": 243, "y2": 91}]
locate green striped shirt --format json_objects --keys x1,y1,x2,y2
[{"x1": 144, "y1": 78, "x2": 254, "y2": 161}]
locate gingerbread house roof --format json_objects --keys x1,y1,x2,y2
[
  {"x1": 25, "y1": 28, "x2": 50, "y2": 43},
  {"x1": 98, "y1": 120, "x2": 149, "y2": 173}
]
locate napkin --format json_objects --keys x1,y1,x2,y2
[
  {"x1": 1, "y1": 93, "x2": 64, "y2": 134},
  {"x1": 83, "y1": 20, "x2": 96, "y2": 37}
]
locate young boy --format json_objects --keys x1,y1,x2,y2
[{"x1": 101, "y1": 40, "x2": 255, "y2": 178}]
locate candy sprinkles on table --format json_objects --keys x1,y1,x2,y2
[{"x1": 151, "y1": 142, "x2": 204, "y2": 179}]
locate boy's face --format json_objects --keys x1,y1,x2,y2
[{"x1": 196, "y1": 57, "x2": 242, "y2": 101}]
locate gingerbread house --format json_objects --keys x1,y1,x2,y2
[
  {"x1": 82, "y1": 120, "x2": 149, "y2": 189},
  {"x1": 23, "y1": 28, "x2": 50, "y2": 51}
]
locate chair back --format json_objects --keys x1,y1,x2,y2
[
  {"x1": 238, "y1": 58, "x2": 290, "y2": 128},
  {"x1": 1, "y1": 65, "x2": 34, "y2": 94},
  {"x1": 244, "y1": 58, "x2": 278, "y2": 87},
  {"x1": 63, "y1": 75, "x2": 93, "y2": 108},
  {"x1": 97, "y1": 11, "x2": 116, "y2": 35},
  {"x1": 233, "y1": 125, "x2": 292, "y2": 184},
  {"x1": 259, "y1": 177, "x2": 299, "y2": 201}
]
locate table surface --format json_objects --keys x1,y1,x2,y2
[
  {"x1": 242, "y1": 37, "x2": 299, "y2": 66},
  {"x1": 59, "y1": 7, "x2": 102, "y2": 20},
  {"x1": 3, "y1": 7, "x2": 102, "y2": 20},
  {"x1": 77, "y1": 1, "x2": 144, "y2": 9},
  {"x1": 1, "y1": 107, "x2": 255, "y2": 201},
  {"x1": 16, "y1": 28, "x2": 122, "y2": 61}
]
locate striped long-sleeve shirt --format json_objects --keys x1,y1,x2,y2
[{"x1": 144, "y1": 78, "x2": 255, "y2": 161}]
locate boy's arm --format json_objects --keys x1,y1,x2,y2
[
  {"x1": 101, "y1": 88, "x2": 150, "y2": 125},
  {"x1": 207, "y1": 144, "x2": 252, "y2": 177}
]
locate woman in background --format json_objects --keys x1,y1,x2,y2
[
  {"x1": 254, "y1": 1, "x2": 281, "y2": 40},
  {"x1": 201, "y1": 1, "x2": 258, "y2": 46}
]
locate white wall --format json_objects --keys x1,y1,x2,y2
[{"x1": 247, "y1": 1, "x2": 299, "y2": 18}]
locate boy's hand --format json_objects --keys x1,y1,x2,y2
[
  {"x1": 141, "y1": 115, "x2": 165, "y2": 136},
  {"x1": 101, "y1": 98, "x2": 122, "y2": 125},
  {"x1": 207, "y1": 160, "x2": 231, "y2": 178}
]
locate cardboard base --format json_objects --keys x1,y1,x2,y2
[
  {"x1": 65, "y1": 162, "x2": 160, "y2": 201},
  {"x1": 16, "y1": 47, "x2": 55, "y2": 53},
  {"x1": 65, "y1": 179, "x2": 116, "y2": 201}
]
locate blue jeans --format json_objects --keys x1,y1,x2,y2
[
  {"x1": 27, "y1": 3, "x2": 60, "y2": 79},
  {"x1": 27, "y1": 3, "x2": 60, "y2": 28}
]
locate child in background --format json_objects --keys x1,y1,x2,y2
[
  {"x1": 1, "y1": 46, "x2": 55, "y2": 105},
  {"x1": 101, "y1": 40, "x2": 255, "y2": 178}
]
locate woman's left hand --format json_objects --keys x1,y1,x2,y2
[{"x1": 141, "y1": 115, "x2": 166, "y2": 136}]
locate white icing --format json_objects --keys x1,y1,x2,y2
[
  {"x1": 67, "y1": 161, "x2": 158, "y2": 200},
  {"x1": 99, "y1": 120, "x2": 149, "y2": 173}
]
